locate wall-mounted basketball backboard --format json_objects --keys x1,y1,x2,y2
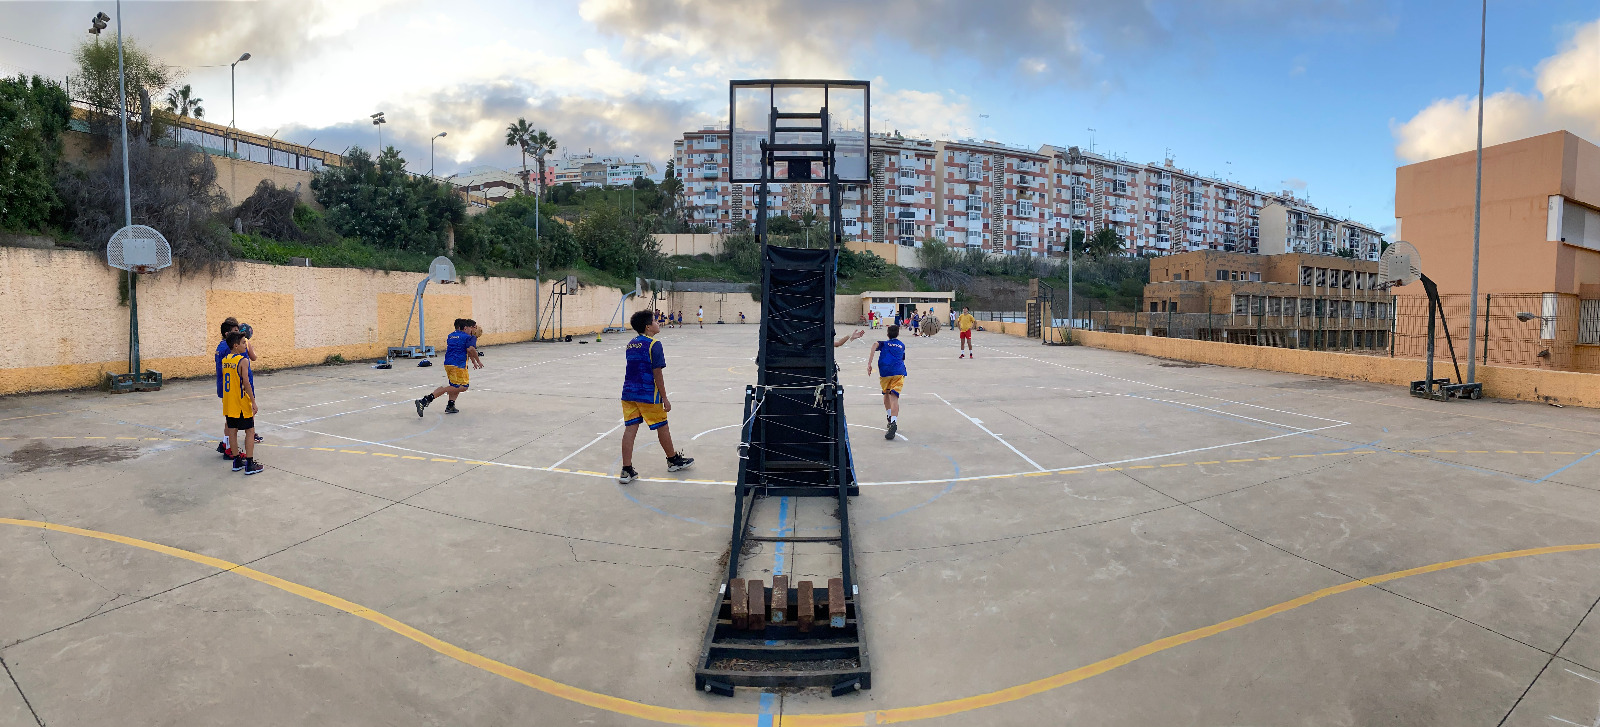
[{"x1": 729, "y1": 80, "x2": 869, "y2": 184}]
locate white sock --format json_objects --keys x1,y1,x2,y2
[
  {"x1": 886, "y1": 409, "x2": 892, "y2": 418},
  {"x1": 890, "y1": 415, "x2": 898, "y2": 423}
]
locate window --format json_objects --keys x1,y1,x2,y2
[
  {"x1": 1315, "y1": 268, "x2": 1326, "y2": 287},
  {"x1": 1250, "y1": 272, "x2": 1261, "y2": 282},
  {"x1": 1301, "y1": 266, "x2": 1313, "y2": 285}
]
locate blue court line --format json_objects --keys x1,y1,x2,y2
[
  {"x1": 1536, "y1": 449, "x2": 1600, "y2": 484},
  {"x1": 757, "y1": 692, "x2": 777, "y2": 727},
  {"x1": 773, "y1": 496, "x2": 790, "y2": 577}
]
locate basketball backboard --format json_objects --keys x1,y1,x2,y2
[{"x1": 730, "y1": 80, "x2": 869, "y2": 184}]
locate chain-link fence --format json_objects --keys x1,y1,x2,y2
[
  {"x1": 1036, "y1": 291, "x2": 1589, "y2": 370},
  {"x1": 1392, "y1": 293, "x2": 1580, "y2": 370}
]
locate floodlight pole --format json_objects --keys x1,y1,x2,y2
[
  {"x1": 113, "y1": 0, "x2": 141, "y2": 377},
  {"x1": 1465, "y1": 0, "x2": 1486, "y2": 384}
]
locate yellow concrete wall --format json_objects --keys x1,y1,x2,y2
[
  {"x1": 214, "y1": 156, "x2": 316, "y2": 208},
  {"x1": 991, "y1": 323, "x2": 1600, "y2": 408},
  {"x1": 655, "y1": 234, "x2": 725, "y2": 257},
  {"x1": 0, "y1": 248, "x2": 641, "y2": 395},
  {"x1": 649, "y1": 290, "x2": 760, "y2": 325},
  {"x1": 843, "y1": 240, "x2": 921, "y2": 267}
]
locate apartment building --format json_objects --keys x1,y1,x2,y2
[
  {"x1": 1039, "y1": 146, "x2": 1269, "y2": 256},
  {"x1": 552, "y1": 153, "x2": 659, "y2": 189},
  {"x1": 869, "y1": 135, "x2": 939, "y2": 246},
  {"x1": 668, "y1": 128, "x2": 1379, "y2": 257},
  {"x1": 931, "y1": 139, "x2": 1051, "y2": 254}
]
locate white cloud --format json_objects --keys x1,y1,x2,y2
[
  {"x1": 1393, "y1": 19, "x2": 1600, "y2": 163},
  {"x1": 873, "y1": 87, "x2": 977, "y2": 141}
]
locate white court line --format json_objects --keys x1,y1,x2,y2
[
  {"x1": 693, "y1": 422, "x2": 909, "y2": 442},
  {"x1": 931, "y1": 392, "x2": 1045, "y2": 471},
  {"x1": 549, "y1": 420, "x2": 625, "y2": 469},
  {"x1": 979, "y1": 344, "x2": 1350, "y2": 427}
]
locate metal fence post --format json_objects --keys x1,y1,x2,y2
[{"x1": 1482, "y1": 292, "x2": 1491, "y2": 365}]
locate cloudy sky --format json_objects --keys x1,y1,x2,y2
[{"x1": 2, "y1": 0, "x2": 1598, "y2": 232}]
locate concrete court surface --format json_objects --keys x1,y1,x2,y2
[{"x1": 5, "y1": 324, "x2": 1600, "y2": 726}]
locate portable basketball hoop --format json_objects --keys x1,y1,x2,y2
[
  {"x1": 1379, "y1": 241, "x2": 1481, "y2": 401},
  {"x1": 386, "y1": 256, "x2": 458, "y2": 362},
  {"x1": 105, "y1": 225, "x2": 172, "y2": 393},
  {"x1": 695, "y1": 80, "x2": 872, "y2": 698}
]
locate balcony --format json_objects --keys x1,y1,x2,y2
[
  {"x1": 965, "y1": 166, "x2": 984, "y2": 181},
  {"x1": 699, "y1": 166, "x2": 720, "y2": 179}
]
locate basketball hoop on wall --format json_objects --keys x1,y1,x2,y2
[{"x1": 105, "y1": 225, "x2": 172, "y2": 393}]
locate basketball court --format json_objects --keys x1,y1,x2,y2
[{"x1": 5, "y1": 324, "x2": 1600, "y2": 725}]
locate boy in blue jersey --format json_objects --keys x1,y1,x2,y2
[
  {"x1": 867, "y1": 324, "x2": 908, "y2": 440},
  {"x1": 618, "y1": 310, "x2": 693, "y2": 484},
  {"x1": 415, "y1": 318, "x2": 482, "y2": 416},
  {"x1": 214, "y1": 317, "x2": 260, "y2": 457}
]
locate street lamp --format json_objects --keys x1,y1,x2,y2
[
  {"x1": 430, "y1": 131, "x2": 446, "y2": 178},
  {"x1": 230, "y1": 52, "x2": 250, "y2": 130},
  {"x1": 1466, "y1": 0, "x2": 1488, "y2": 384},
  {"x1": 371, "y1": 112, "x2": 387, "y2": 151},
  {"x1": 86, "y1": 8, "x2": 129, "y2": 231}
]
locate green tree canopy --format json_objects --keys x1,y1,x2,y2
[
  {"x1": 455, "y1": 194, "x2": 578, "y2": 270},
  {"x1": 310, "y1": 146, "x2": 466, "y2": 255},
  {"x1": 0, "y1": 75, "x2": 72, "y2": 232}
]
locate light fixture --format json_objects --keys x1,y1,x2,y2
[
  {"x1": 88, "y1": 11, "x2": 109, "y2": 35},
  {"x1": 1516, "y1": 312, "x2": 1537, "y2": 322}
]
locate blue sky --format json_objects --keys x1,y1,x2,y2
[{"x1": 3, "y1": 1, "x2": 1597, "y2": 233}]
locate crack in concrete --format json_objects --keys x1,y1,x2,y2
[{"x1": 0, "y1": 652, "x2": 45, "y2": 727}]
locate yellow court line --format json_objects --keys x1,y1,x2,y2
[
  {"x1": 3, "y1": 517, "x2": 1597, "y2": 726},
  {"x1": 0, "y1": 411, "x2": 61, "y2": 422},
  {"x1": 1195, "y1": 461, "x2": 1220, "y2": 465}
]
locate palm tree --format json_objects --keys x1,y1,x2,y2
[
  {"x1": 525, "y1": 129, "x2": 558, "y2": 200},
  {"x1": 505, "y1": 118, "x2": 533, "y2": 194},
  {"x1": 1086, "y1": 226, "x2": 1124, "y2": 260},
  {"x1": 164, "y1": 84, "x2": 204, "y2": 119}
]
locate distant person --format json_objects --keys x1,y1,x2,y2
[
  {"x1": 220, "y1": 331, "x2": 263, "y2": 475},
  {"x1": 697, "y1": 306, "x2": 705, "y2": 329},
  {"x1": 910, "y1": 311, "x2": 921, "y2": 336},
  {"x1": 739, "y1": 311, "x2": 747, "y2": 324},
  {"x1": 958, "y1": 307, "x2": 976, "y2": 359},
  {"x1": 868, "y1": 324, "x2": 908, "y2": 441},
  {"x1": 215, "y1": 317, "x2": 260, "y2": 457},
  {"x1": 618, "y1": 310, "x2": 693, "y2": 484},
  {"x1": 415, "y1": 318, "x2": 482, "y2": 416}
]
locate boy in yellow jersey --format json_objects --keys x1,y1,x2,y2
[
  {"x1": 957, "y1": 307, "x2": 976, "y2": 359},
  {"x1": 220, "y1": 332, "x2": 264, "y2": 475}
]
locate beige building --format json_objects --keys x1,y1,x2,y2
[
  {"x1": 1395, "y1": 130, "x2": 1600, "y2": 296},
  {"x1": 1132, "y1": 250, "x2": 1390, "y2": 350}
]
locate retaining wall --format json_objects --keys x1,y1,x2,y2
[
  {"x1": 0, "y1": 247, "x2": 645, "y2": 395},
  {"x1": 992, "y1": 324, "x2": 1600, "y2": 408}
]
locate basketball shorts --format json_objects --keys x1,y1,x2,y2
[
  {"x1": 879, "y1": 375, "x2": 905, "y2": 397},
  {"x1": 622, "y1": 400, "x2": 669, "y2": 430},
  {"x1": 225, "y1": 415, "x2": 255, "y2": 430},
  {"x1": 444, "y1": 365, "x2": 470, "y2": 388},
  {"x1": 960, "y1": 329, "x2": 972, "y2": 340}
]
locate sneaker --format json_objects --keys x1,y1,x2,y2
[
  {"x1": 415, "y1": 398, "x2": 429, "y2": 417},
  {"x1": 885, "y1": 421, "x2": 898, "y2": 440},
  {"x1": 618, "y1": 466, "x2": 638, "y2": 484},
  {"x1": 243, "y1": 459, "x2": 264, "y2": 475},
  {"x1": 444, "y1": 402, "x2": 460, "y2": 414},
  {"x1": 666, "y1": 453, "x2": 695, "y2": 472},
  {"x1": 959, "y1": 353, "x2": 965, "y2": 359},
  {"x1": 254, "y1": 434, "x2": 264, "y2": 443},
  {"x1": 217, "y1": 441, "x2": 233, "y2": 458},
  {"x1": 232, "y1": 455, "x2": 246, "y2": 472}
]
